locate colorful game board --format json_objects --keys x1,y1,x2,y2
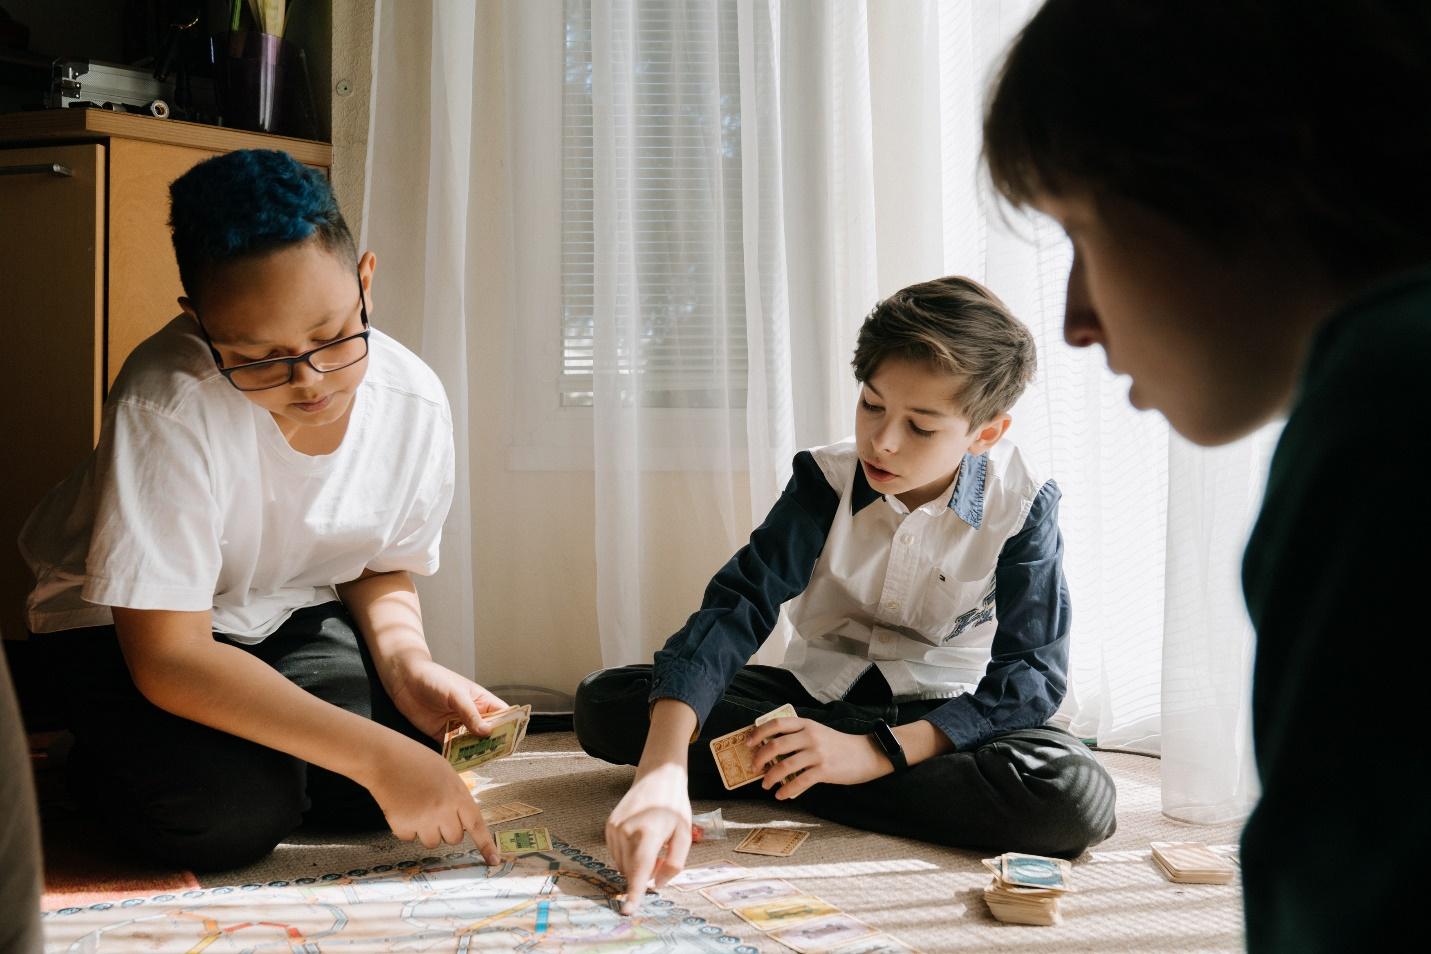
[{"x1": 42, "y1": 838, "x2": 761, "y2": 952}]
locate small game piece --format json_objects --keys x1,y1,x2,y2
[{"x1": 691, "y1": 807, "x2": 726, "y2": 842}]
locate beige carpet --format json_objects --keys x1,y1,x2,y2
[{"x1": 192, "y1": 732, "x2": 1245, "y2": 952}]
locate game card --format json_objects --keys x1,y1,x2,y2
[
  {"x1": 710, "y1": 705, "x2": 797, "y2": 789},
  {"x1": 734, "y1": 896, "x2": 838, "y2": 932},
  {"x1": 769, "y1": 913, "x2": 880, "y2": 953},
  {"x1": 999, "y1": 852, "x2": 1072, "y2": 890},
  {"x1": 700, "y1": 878, "x2": 802, "y2": 910},
  {"x1": 497, "y1": 827, "x2": 552, "y2": 855},
  {"x1": 833, "y1": 935, "x2": 921, "y2": 954},
  {"x1": 666, "y1": 860, "x2": 748, "y2": 891},
  {"x1": 734, "y1": 826, "x2": 809, "y2": 857},
  {"x1": 754, "y1": 703, "x2": 797, "y2": 726}
]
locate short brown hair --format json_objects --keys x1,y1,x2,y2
[{"x1": 851, "y1": 276, "x2": 1036, "y2": 426}]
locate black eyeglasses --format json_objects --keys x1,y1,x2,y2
[{"x1": 194, "y1": 269, "x2": 371, "y2": 392}]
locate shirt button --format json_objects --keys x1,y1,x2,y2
[
  {"x1": 900, "y1": 534, "x2": 913, "y2": 545},
  {"x1": 885, "y1": 600, "x2": 899, "y2": 610}
]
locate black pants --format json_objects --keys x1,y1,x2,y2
[
  {"x1": 62, "y1": 602, "x2": 434, "y2": 872},
  {"x1": 574, "y1": 664, "x2": 1117, "y2": 858}
]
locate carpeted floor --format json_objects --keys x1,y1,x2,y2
[{"x1": 132, "y1": 732, "x2": 1247, "y2": 953}]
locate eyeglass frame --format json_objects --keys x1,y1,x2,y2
[{"x1": 192, "y1": 268, "x2": 371, "y2": 392}]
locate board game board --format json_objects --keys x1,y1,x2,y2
[{"x1": 42, "y1": 837, "x2": 761, "y2": 952}]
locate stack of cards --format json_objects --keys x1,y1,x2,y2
[
  {"x1": 981, "y1": 852, "x2": 1074, "y2": 926},
  {"x1": 709, "y1": 704, "x2": 797, "y2": 789},
  {"x1": 665, "y1": 860, "x2": 916, "y2": 953},
  {"x1": 1150, "y1": 842, "x2": 1237, "y2": 884},
  {"x1": 441, "y1": 704, "x2": 532, "y2": 773}
]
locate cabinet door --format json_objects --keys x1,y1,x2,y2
[
  {"x1": 0, "y1": 144, "x2": 104, "y2": 641},
  {"x1": 107, "y1": 138, "x2": 222, "y2": 390}
]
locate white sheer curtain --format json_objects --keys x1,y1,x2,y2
[{"x1": 366, "y1": 0, "x2": 1267, "y2": 824}]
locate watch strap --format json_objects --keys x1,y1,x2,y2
[{"x1": 870, "y1": 719, "x2": 909, "y2": 773}]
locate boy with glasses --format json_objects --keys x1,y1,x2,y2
[{"x1": 19, "y1": 149, "x2": 502, "y2": 871}]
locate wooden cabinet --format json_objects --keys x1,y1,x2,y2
[{"x1": 0, "y1": 110, "x2": 331, "y2": 643}]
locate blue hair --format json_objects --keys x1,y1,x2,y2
[{"x1": 168, "y1": 149, "x2": 356, "y2": 300}]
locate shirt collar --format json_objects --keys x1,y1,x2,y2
[
  {"x1": 850, "y1": 451, "x2": 987, "y2": 528},
  {"x1": 949, "y1": 452, "x2": 986, "y2": 528}
]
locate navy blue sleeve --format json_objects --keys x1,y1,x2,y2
[
  {"x1": 924, "y1": 480, "x2": 1071, "y2": 750},
  {"x1": 650, "y1": 450, "x2": 840, "y2": 728}
]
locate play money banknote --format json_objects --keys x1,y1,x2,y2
[
  {"x1": 497, "y1": 826, "x2": 552, "y2": 855},
  {"x1": 442, "y1": 704, "x2": 531, "y2": 773}
]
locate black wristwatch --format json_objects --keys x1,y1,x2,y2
[{"x1": 869, "y1": 720, "x2": 909, "y2": 773}]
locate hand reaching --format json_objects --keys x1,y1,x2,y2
[
  {"x1": 365, "y1": 735, "x2": 501, "y2": 865},
  {"x1": 604, "y1": 763, "x2": 692, "y2": 914}
]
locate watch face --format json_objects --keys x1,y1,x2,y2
[{"x1": 872, "y1": 722, "x2": 907, "y2": 770}]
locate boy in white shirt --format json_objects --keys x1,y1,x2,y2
[
  {"x1": 20, "y1": 149, "x2": 502, "y2": 871},
  {"x1": 575, "y1": 277, "x2": 1116, "y2": 910}
]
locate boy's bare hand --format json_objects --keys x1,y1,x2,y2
[
  {"x1": 386, "y1": 657, "x2": 509, "y2": 740},
  {"x1": 604, "y1": 763, "x2": 692, "y2": 915},
  {"x1": 747, "y1": 718, "x2": 889, "y2": 799},
  {"x1": 365, "y1": 735, "x2": 501, "y2": 864}
]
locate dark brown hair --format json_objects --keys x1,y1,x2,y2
[
  {"x1": 852, "y1": 276, "x2": 1036, "y2": 426},
  {"x1": 983, "y1": 0, "x2": 1431, "y2": 281}
]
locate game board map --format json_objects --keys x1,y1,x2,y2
[{"x1": 41, "y1": 836, "x2": 762, "y2": 953}]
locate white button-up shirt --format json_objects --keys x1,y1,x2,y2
[{"x1": 652, "y1": 438, "x2": 1071, "y2": 750}]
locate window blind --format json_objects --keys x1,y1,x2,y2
[{"x1": 561, "y1": 0, "x2": 748, "y2": 408}]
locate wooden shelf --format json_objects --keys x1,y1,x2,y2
[{"x1": 0, "y1": 109, "x2": 331, "y2": 166}]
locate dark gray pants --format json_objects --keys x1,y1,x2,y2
[
  {"x1": 62, "y1": 602, "x2": 435, "y2": 872},
  {"x1": 574, "y1": 664, "x2": 1117, "y2": 858}
]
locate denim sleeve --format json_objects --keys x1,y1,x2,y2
[
  {"x1": 650, "y1": 450, "x2": 840, "y2": 729},
  {"x1": 924, "y1": 480, "x2": 1071, "y2": 750}
]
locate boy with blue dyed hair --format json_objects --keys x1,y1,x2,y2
[
  {"x1": 577, "y1": 276, "x2": 1116, "y2": 911},
  {"x1": 21, "y1": 149, "x2": 503, "y2": 870}
]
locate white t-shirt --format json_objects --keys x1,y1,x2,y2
[{"x1": 20, "y1": 316, "x2": 455, "y2": 643}]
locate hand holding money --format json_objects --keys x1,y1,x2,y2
[
  {"x1": 383, "y1": 656, "x2": 511, "y2": 742},
  {"x1": 441, "y1": 704, "x2": 532, "y2": 773}
]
